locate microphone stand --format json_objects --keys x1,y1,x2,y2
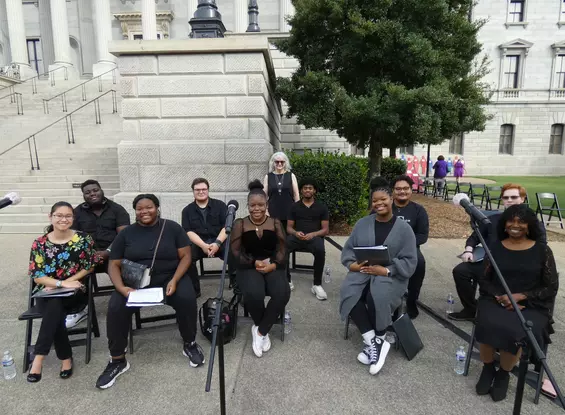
[
  {"x1": 470, "y1": 219, "x2": 565, "y2": 414},
  {"x1": 205, "y1": 228, "x2": 232, "y2": 415}
]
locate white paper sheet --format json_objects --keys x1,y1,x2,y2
[{"x1": 126, "y1": 287, "x2": 164, "y2": 307}]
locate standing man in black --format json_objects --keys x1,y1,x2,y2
[
  {"x1": 390, "y1": 175, "x2": 429, "y2": 319},
  {"x1": 71, "y1": 180, "x2": 130, "y2": 326},
  {"x1": 286, "y1": 178, "x2": 329, "y2": 300},
  {"x1": 181, "y1": 178, "x2": 230, "y2": 298}
]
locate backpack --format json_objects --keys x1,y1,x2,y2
[{"x1": 198, "y1": 295, "x2": 238, "y2": 345}]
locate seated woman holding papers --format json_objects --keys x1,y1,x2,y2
[
  {"x1": 231, "y1": 180, "x2": 291, "y2": 358},
  {"x1": 340, "y1": 178, "x2": 417, "y2": 375},
  {"x1": 27, "y1": 201, "x2": 96, "y2": 383},
  {"x1": 95, "y1": 194, "x2": 205, "y2": 390}
]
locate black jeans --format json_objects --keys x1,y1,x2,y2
[
  {"x1": 286, "y1": 235, "x2": 326, "y2": 285},
  {"x1": 452, "y1": 261, "x2": 484, "y2": 314},
  {"x1": 406, "y1": 249, "x2": 426, "y2": 304},
  {"x1": 106, "y1": 275, "x2": 197, "y2": 357},
  {"x1": 188, "y1": 240, "x2": 234, "y2": 294},
  {"x1": 237, "y1": 268, "x2": 291, "y2": 335},
  {"x1": 34, "y1": 291, "x2": 87, "y2": 359},
  {"x1": 349, "y1": 285, "x2": 376, "y2": 334}
]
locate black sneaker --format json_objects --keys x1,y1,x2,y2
[
  {"x1": 406, "y1": 301, "x2": 419, "y2": 319},
  {"x1": 447, "y1": 310, "x2": 475, "y2": 322},
  {"x1": 183, "y1": 342, "x2": 205, "y2": 367},
  {"x1": 96, "y1": 359, "x2": 130, "y2": 389},
  {"x1": 368, "y1": 337, "x2": 390, "y2": 376}
]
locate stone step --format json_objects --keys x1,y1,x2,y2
[
  {"x1": 0, "y1": 181, "x2": 119, "y2": 190},
  {"x1": 0, "y1": 222, "x2": 50, "y2": 234},
  {"x1": 0, "y1": 168, "x2": 120, "y2": 177},
  {"x1": 0, "y1": 188, "x2": 119, "y2": 197},
  {"x1": 0, "y1": 213, "x2": 58, "y2": 224},
  {"x1": 2, "y1": 205, "x2": 54, "y2": 214},
  {"x1": 0, "y1": 160, "x2": 119, "y2": 169},
  {"x1": 10, "y1": 196, "x2": 89, "y2": 205},
  {"x1": 2, "y1": 148, "x2": 119, "y2": 160},
  {"x1": 0, "y1": 174, "x2": 118, "y2": 184}
]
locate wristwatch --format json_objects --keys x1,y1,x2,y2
[
  {"x1": 385, "y1": 268, "x2": 391, "y2": 277},
  {"x1": 214, "y1": 239, "x2": 222, "y2": 247},
  {"x1": 56, "y1": 280, "x2": 63, "y2": 288}
]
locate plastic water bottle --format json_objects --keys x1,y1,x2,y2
[
  {"x1": 284, "y1": 311, "x2": 292, "y2": 334},
  {"x1": 446, "y1": 293, "x2": 455, "y2": 315},
  {"x1": 324, "y1": 265, "x2": 332, "y2": 284},
  {"x1": 2, "y1": 351, "x2": 16, "y2": 380},
  {"x1": 385, "y1": 331, "x2": 396, "y2": 345},
  {"x1": 454, "y1": 346, "x2": 466, "y2": 375}
]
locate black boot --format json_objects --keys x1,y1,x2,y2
[
  {"x1": 406, "y1": 300, "x2": 419, "y2": 319},
  {"x1": 475, "y1": 362, "x2": 496, "y2": 395},
  {"x1": 490, "y1": 368, "x2": 510, "y2": 402}
]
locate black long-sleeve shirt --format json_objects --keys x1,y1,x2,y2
[
  {"x1": 392, "y1": 201, "x2": 429, "y2": 247},
  {"x1": 465, "y1": 211, "x2": 547, "y2": 249}
]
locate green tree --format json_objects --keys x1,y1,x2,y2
[{"x1": 276, "y1": 0, "x2": 491, "y2": 178}]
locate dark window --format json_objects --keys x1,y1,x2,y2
[
  {"x1": 133, "y1": 34, "x2": 143, "y2": 40},
  {"x1": 556, "y1": 55, "x2": 565, "y2": 88},
  {"x1": 508, "y1": 0, "x2": 525, "y2": 23},
  {"x1": 399, "y1": 145, "x2": 414, "y2": 155},
  {"x1": 504, "y1": 55, "x2": 520, "y2": 89},
  {"x1": 449, "y1": 133, "x2": 464, "y2": 154},
  {"x1": 499, "y1": 124, "x2": 514, "y2": 155},
  {"x1": 549, "y1": 124, "x2": 564, "y2": 154}
]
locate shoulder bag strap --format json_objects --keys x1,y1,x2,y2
[{"x1": 149, "y1": 219, "x2": 166, "y2": 273}]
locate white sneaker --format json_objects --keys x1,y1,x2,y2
[
  {"x1": 251, "y1": 325, "x2": 264, "y2": 358},
  {"x1": 357, "y1": 344, "x2": 371, "y2": 365},
  {"x1": 65, "y1": 307, "x2": 88, "y2": 329},
  {"x1": 368, "y1": 337, "x2": 391, "y2": 375},
  {"x1": 262, "y1": 333, "x2": 271, "y2": 353},
  {"x1": 289, "y1": 281, "x2": 295, "y2": 291},
  {"x1": 311, "y1": 285, "x2": 327, "y2": 300}
]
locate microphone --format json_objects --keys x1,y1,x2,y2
[
  {"x1": 0, "y1": 192, "x2": 21, "y2": 210},
  {"x1": 453, "y1": 193, "x2": 491, "y2": 225},
  {"x1": 225, "y1": 200, "x2": 239, "y2": 234}
]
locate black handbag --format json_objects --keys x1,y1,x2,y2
[
  {"x1": 199, "y1": 295, "x2": 238, "y2": 345},
  {"x1": 121, "y1": 219, "x2": 166, "y2": 289}
]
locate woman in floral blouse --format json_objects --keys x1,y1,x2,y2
[{"x1": 27, "y1": 201, "x2": 96, "y2": 383}]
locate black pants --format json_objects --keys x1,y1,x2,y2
[
  {"x1": 452, "y1": 261, "x2": 484, "y2": 314},
  {"x1": 34, "y1": 292, "x2": 87, "y2": 359},
  {"x1": 406, "y1": 249, "x2": 426, "y2": 304},
  {"x1": 188, "y1": 241, "x2": 234, "y2": 295},
  {"x1": 237, "y1": 268, "x2": 291, "y2": 335},
  {"x1": 349, "y1": 284, "x2": 377, "y2": 334},
  {"x1": 286, "y1": 235, "x2": 326, "y2": 285},
  {"x1": 106, "y1": 275, "x2": 197, "y2": 357}
]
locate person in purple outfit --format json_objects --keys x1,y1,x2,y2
[
  {"x1": 432, "y1": 155, "x2": 448, "y2": 194},
  {"x1": 454, "y1": 158, "x2": 465, "y2": 183}
]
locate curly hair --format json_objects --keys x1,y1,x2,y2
[
  {"x1": 391, "y1": 175, "x2": 414, "y2": 189},
  {"x1": 370, "y1": 176, "x2": 392, "y2": 197},
  {"x1": 497, "y1": 204, "x2": 541, "y2": 241},
  {"x1": 132, "y1": 193, "x2": 160, "y2": 209},
  {"x1": 248, "y1": 179, "x2": 267, "y2": 201}
]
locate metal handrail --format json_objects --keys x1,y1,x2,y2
[
  {"x1": 0, "y1": 65, "x2": 69, "y2": 95},
  {"x1": 0, "y1": 89, "x2": 117, "y2": 170},
  {"x1": 0, "y1": 91, "x2": 23, "y2": 115},
  {"x1": 43, "y1": 66, "x2": 117, "y2": 114}
]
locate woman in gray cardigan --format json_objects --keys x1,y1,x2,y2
[{"x1": 340, "y1": 179, "x2": 417, "y2": 375}]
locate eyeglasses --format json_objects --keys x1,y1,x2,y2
[
  {"x1": 194, "y1": 188, "x2": 208, "y2": 193},
  {"x1": 275, "y1": 160, "x2": 285, "y2": 165},
  {"x1": 53, "y1": 214, "x2": 73, "y2": 220},
  {"x1": 394, "y1": 187, "x2": 411, "y2": 192},
  {"x1": 502, "y1": 195, "x2": 521, "y2": 200}
]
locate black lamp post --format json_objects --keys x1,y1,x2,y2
[
  {"x1": 246, "y1": 0, "x2": 260, "y2": 32},
  {"x1": 189, "y1": 0, "x2": 226, "y2": 38}
]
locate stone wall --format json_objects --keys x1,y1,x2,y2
[{"x1": 109, "y1": 37, "x2": 281, "y2": 223}]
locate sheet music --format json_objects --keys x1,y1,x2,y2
[{"x1": 126, "y1": 287, "x2": 164, "y2": 307}]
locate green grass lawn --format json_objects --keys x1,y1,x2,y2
[{"x1": 475, "y1": 176, "x2": 565, "y2": 211}]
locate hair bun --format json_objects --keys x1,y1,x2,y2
[
  {"x1": 370, "y1": 176, "x2": 390, "y2": 189},
  {"x1": 248, "y1": 179, "x2": 264, "y2": 191}
]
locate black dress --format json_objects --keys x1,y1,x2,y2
[
  {"x1": 267, "y1": 172, "x2": 294, "y2": 221},
  {"x1": 475, "y1": 241, "x2": 558, "y2": 354}
]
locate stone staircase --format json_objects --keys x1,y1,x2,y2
[{"x1": 0, "y1": 75, "x2": 123, "y2": 233}]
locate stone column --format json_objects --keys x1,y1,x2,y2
[
  {"x1": 38, "y1": 0, "x2": 56, "y2": 71},
  {"x1": 279, "y1": 0, "x2": 294, "y2": 33},
  {"x1": 234, "y1": 0, "x2": 248, "y2": 33},
  {"x1": 92, "y1": 0, "x2": 116, "y2": 77},
  {"x1": 49, "y1": 0, "x2": 76, "y2": 78},
  {"x1": 142, "y1": 0, "x2": 158, "y2": 40},
  {"x1": 5, "y1": 0, "x2": 37, "y2": 78}
]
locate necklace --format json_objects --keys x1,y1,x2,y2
[
  {"x1": 275, "y1": 172, "x2": 284, "y2": 194},
  {"x1": 249, "y1": 216, "x2": 268, "y2": 232}
]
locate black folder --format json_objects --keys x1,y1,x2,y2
[
  {"x1": 392, "y1": 313, "x2": 424, "y2": 361},
  {"x1": 353, "y1": 246, "x2": 391, "y2": 266}
]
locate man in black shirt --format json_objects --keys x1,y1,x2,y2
[
  {"x1": 181, "y1": 178, "x2": 229, "y2": 297},
  {"x1": 286, "y1": 178, "x2": 329, "y2": 300},
  {"x1": 391, "y1": 175, "x2": 429, "y2": 319},
  {"x1": 73, "y1": 179, "x2": 130, "y2": 272},
  {"x1": 449, "y1": 183, "x2": 547, "y2": 321}
]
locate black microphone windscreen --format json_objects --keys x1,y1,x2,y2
[{"x1": 227, "y1": 200, "x2": 239, "y2": 210}]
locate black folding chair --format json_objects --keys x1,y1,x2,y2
[
  {"x1": 469, "y1": 184, "x2": 487, "y2": 209},
  {"x1": 129, "y1": 306, "x2": 177, "y2": 354},
  {"x1": 18, "y1": 275, "x2": 100, "y2": 372},
  {"x1": 485, "y1": 186, "x2": 502, "y2": 211},
  {"x1": 463, "y1": 299, "x2": 556, "y2": 405},
  {"x1": 343, "y1": 305, "x2": 402, "y2": 352},
  {"x1": 290, "y1": 249, "x2": 315, "y2": 272},
  {"x1": 423, "y1": 178, "x2": 436, "y2": 197},
  {"x1": 443, "y1": 180, "x2": 458, "y2": 202},
  {"x1": 536, "y1": 193, "x2": 564, "y2": 229},
  {"x1": 457, "y1": 182, "x2": 472, "y2": 196}
]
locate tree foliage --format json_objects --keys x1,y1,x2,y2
[{"x1": 276, "y1": 0, "x2": 491, "y2": 177}]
